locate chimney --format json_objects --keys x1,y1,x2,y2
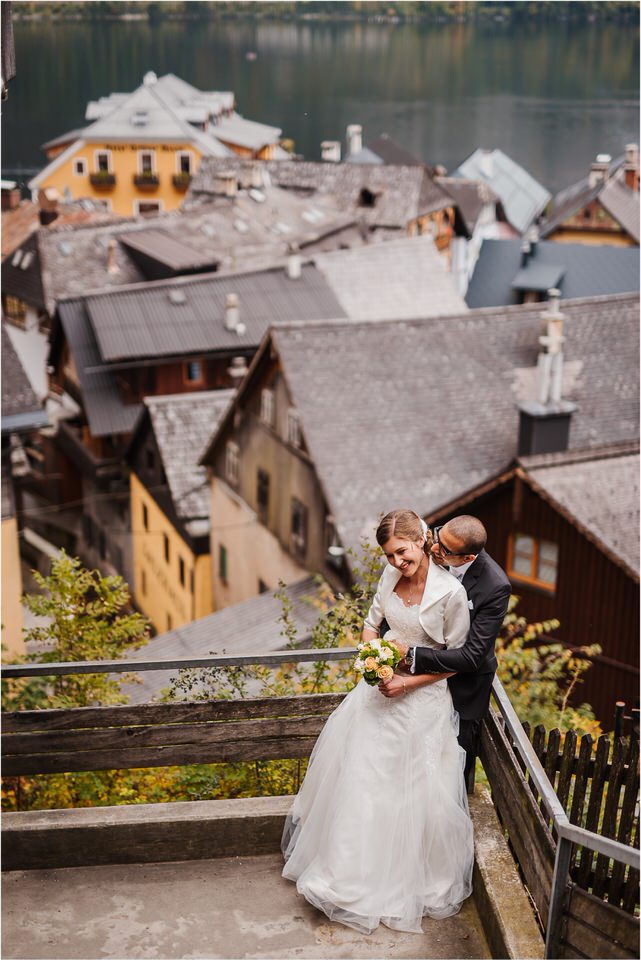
[
  {"x1": 213, "y1": 171, "x2": 238, "y2": 197},
  {"x1": 346, "y1": 124, "x2": 362, "y2": 157},
  {"x1": 38, "y1": 187, "x2": 60, "y2": 226},
  {"x1": 224, "y1": 293, "x2": 239, "y2": 331},
  {"x1": 143, "y1": 71, "x2": 157, "y2": 86},
  {"x1": 286, "y1": 250, "x2": 302, "y2": 280},
  {"x1": 227, "y1": 356, "x2": 249, "y2": 383},
  {"x1": 106, "y1": 239, "x2": 120, "y2": 274},
  {"x1": 321, "y1": 140, "x2": 341, "y2": 163},
  {"x1": 517, "y1": 289, "x2": 577, "y2": 456},
  {"x1": 526, "y1": 224, "x2": 539, "y2": 256},
  {"x1": 588, "y1": 153, "x2": 611, "y2": 187},
  {"x1": 624, "y1": 143, "x2": 639, "y2": 191},
  {"x1": 1, "y1": 181, "x2": 21, "y2": 211},
  {"x1": 520, "y1": 241, "x2": 531, "y2": 268},
  {"x1": 240, "y1": 160, "x2": 264, "y2": 190}
]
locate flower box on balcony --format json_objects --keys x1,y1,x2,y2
[
  {"x1": 89, "y1": 172, "x2": 116, "y2": 189},
  {"x1": 172, "y1": 172, "x2": 192, "y2": 191},
  {"x1": 133, "y1": 173, "x2": 160, "y2": 191}
]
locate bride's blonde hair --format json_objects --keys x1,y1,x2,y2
[{"x1": 376, "y1": 510, "x2": 433, "y2": 556}]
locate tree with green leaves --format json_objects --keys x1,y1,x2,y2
[{"x1": 4, "y1": 551, "x2": 149, "y2": 710}]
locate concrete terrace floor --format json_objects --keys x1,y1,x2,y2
[{"x1": 2, "y1": 852, "x2": 491, "y2": 960}]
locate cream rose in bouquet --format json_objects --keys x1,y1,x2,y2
[{"x1": 353, "y1": 633, "x2": 403, "y2": 686}]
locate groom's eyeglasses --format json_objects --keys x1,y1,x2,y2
[{"x1": 433, "y1": 526, "x2": 468, "y2": 558}]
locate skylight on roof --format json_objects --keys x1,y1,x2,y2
[
  {"x1": 274, "y1": 222, "x2": 292, "y2": 234},
  {"x1": 58, "y1": 242, "x2": 72, "y2": 256},
  {"x1": 302, "y1": 208, "x2": 325, "y2": 224},
  {"x1": 201, "y1": 223, "x2": 217, "y2": 237},
  {"x1": 248, "y1": 188, "x2": 266, "y2": 204},
  {"x1": 233, "y1": 219, "x2": 249, "y2": 234},
  {"x1": 20, "y1": 251, "x2": 33, "y2": 270},
  {"x1": 131, "y1": 111, "x2": 149, "y2": 126},
  {"x1": 11, "y1": 249, "x2": 22, "y2": 267},
  {"x1": 168, "y1": 289, "x2": 187, "y2": 305}
]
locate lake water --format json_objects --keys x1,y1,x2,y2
[{"x1": 3, "y1": 16, "x2": 639, "y2": 194}]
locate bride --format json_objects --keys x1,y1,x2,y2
[{"x1": 281, "y1": 509, "x2": 475, "y2": 934}]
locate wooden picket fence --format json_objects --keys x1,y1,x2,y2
[{"x1": 484, "y1": 710, "x2": 639, "y2": 960}]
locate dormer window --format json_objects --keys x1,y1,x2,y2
[
  {"x1": 260, "y1": 388, "x2": 274, "y2": 426},
  {"x1": 287, "y1": 408, "x2": 302, "y2": 448},
  {"x1": 225, "y1": 440, "x2": 240, "y2": 486},
  {"x1": 358, "y1": 187, "x2": 377, "y2": 208}
]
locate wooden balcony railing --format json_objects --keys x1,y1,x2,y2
[
  {"x1": 89, "y1": 172, "x2": 116, "y2": 189},
  {"x1": 133, "y1": 173, "x2": 160, "y2": 190},
  {"x1": 2, "y1": 650, "x2": 639, "y2": 959}
]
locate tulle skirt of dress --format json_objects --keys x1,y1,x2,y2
[{"x1": 281, "y1": 678, "x2": 474, "y2": 934}]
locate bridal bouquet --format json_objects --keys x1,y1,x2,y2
[{"x1": 354, "y1": 634, "x2": 403, "y2": 686}]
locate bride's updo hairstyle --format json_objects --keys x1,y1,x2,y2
[{"x1": 376, "y1": 509, "x2": 433, "y2": 557}]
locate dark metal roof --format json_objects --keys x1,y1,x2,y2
[
  {"x1": 258, "y1": 294, "x2": 639, "y2": 561},
  {"x1": 511, "y1": 263, "x2": 565, "y2": 292},
  {"x1": 117, "y1": 229, "x2": 220, "y2": 274},
  {"x1": 1, "y1": 232, "x2": 45, "y2": 310},
  {"x1": 120, "y1": 576, "x2": 323, "y2": 703},
  {"x1": 466, "y1": 239, "x2": 639, "y2": 308},
  {"x1": 367, "y1": 134, "x2": 426, "y2": 168},
  {"x1": 56, "y1": 300, "x2": 141, "y2": 438},
  {"x1": 84, "y1": 264, "x2": 347, "y2": 363},
  {"x1": 1, "y1": 322, "x2": 48, "y2": 434}
]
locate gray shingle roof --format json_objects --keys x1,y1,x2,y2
[
  {"x1": 83, "y1": 263, "x2": 347, "y2": 363},
  {"x1": 266, "y1": 294, "x2": 638, "y2": 562},
  {"x1": 599, "y1": 178, "x2": 640, "y2": 244},
  {"x1": 214, "y1": 114, "x2": 282, "y2": 151},
  {"x1": 454, "y1": 148, "x2": 551, "y2": 235},
  {"x1": 144, "y1": 391, "x2": 235, "y2": 523},
  {"x1": 313, "y1": 235, "x2": 467, "y2": 320},
  {"x1": 121, "y1": 576, "x2": 323, "y2": 703},
  {"x1": 466, "y1": 239, "x2": 639, "y2": 308},
  {"x1": 521, "y1": 445, "x2": 639, "y2": 578},
  {"x1": 435, "y1": 176, "x2": 502, "y2": 235},
  {"x1": 190, "y1": 157, "x2": 452, "y2": 228},
  {"x1": 36, "y1": 186, "x2": 356, "y2": 311},
  {"x1": 1, "y1": 322, "x2": 48, "y2": 434}
]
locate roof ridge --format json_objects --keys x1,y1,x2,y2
[{"x1": 519, "y1": 440, "x2": 640, "y2": 471}]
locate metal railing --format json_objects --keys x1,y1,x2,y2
[{"x1": 3, "y1": 648, "x2": 639, "y2": 957}]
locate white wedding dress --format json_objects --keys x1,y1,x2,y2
[{"x1": 281, "y1": 590, "x2": 474, "y2": 934}]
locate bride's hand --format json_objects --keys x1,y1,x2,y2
[{"x1": 378, "y1": 675, "x2": 408, "y2": 698}]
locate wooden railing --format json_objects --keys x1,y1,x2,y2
[
  {"x1": 2, "y1": 649, "x2": 639, "y2": 959},
  {"x1": 483, "y1": 681, "x2": 639, "y2": 960}
]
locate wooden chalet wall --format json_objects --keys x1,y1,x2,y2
[{"x1": 436, "y1": 479, "x2": 640, "y2": 727}]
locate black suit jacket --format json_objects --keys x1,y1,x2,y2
[{"x1": 413, "y1": 550, "x2": 511, "y2": 720}]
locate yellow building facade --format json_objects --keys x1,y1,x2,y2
[
  {"x1": 130, "y1": 473, "x2": 213, "y2": 634},
  {"x1": 32, "y1": 139, "x2": 201, "y2": 218},
  {"x1": 1, "y1": 516, "x2": 25, "y2": 657}
]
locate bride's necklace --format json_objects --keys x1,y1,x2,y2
[{"x1": 400, "y1": 562, "x2": 428, "y2": 607}]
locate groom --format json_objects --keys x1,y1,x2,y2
[{"x1": 382, "y1": 515, "x2": 511, "y2": 793}]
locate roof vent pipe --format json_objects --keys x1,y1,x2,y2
[
  {"x1": 107, "y1": 239, "x2": 120, "y2": 275},
  {"x1": 321, "y1": 140, "x2": 341, "y2": 163},
  {"x1": 287, "y1": 252, "x2": 302, "y2": 280},
  {"x1": 520, "y1": 241, "x2": 531, "y2": 268},
  {"x1": 225, "y1": 293, "x2": 239, "y2": 331},
  {"x1": 346, "y1": 124, "x2": 362, "y2": 157}
]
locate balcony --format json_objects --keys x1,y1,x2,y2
[
  {"x1": 133, "y1": 172, "x2": 160, "y2": 191},
  {"x1": 172, "y1": 172, "x2": 192, "y2": 191},
  {"x1": 89, "y1": 171, "x2": 116, "y2": 189},
  {"x1": 2, "y1": 654, "x2": 638, "y2": 960}
]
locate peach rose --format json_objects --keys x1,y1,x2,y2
[
  {"x1": 364, "y1": 657, "x2": 378, "y2": 672},
  {"x1": 377, "y1": 665, "x2": 394, "y2": 681}
]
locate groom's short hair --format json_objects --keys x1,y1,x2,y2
[{"x1": 447, "y1": 516, "x2": 487, "y2": 554}]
